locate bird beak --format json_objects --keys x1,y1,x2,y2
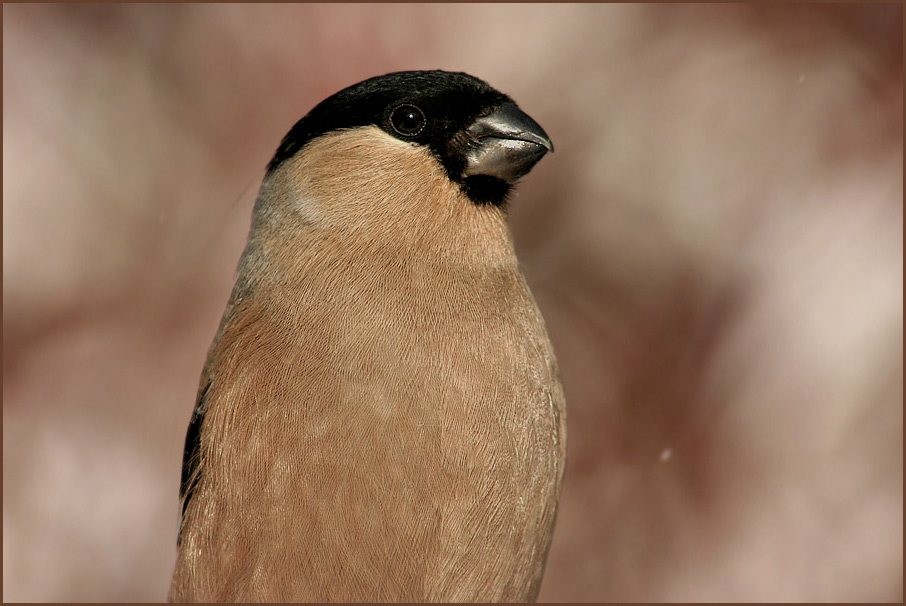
[{"x1": 462, "y1": 102, "x2": 554, "y2": 184}]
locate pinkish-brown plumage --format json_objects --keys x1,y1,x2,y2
[{"x1": 170, "y1": 71, "x2": 565, "y2": 602}]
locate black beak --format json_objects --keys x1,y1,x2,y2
[{"x1": 462, "y1": 102, "x2": 553, "y2": 184}]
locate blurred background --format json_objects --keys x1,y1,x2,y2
[{"x1": 3, "y1": 3, "x2": 902, "y2": 602}]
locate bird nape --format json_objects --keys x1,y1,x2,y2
[{"x1": 169, "y1": 70, "x2": 565, "y2": 603}]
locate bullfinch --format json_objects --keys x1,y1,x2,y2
[{"x1": 169, "y1": 70, "x2": 566, "y2": 603}]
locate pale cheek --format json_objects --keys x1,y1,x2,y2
[{"x1": 280, "y1": 129, "x2": 450, "y2": 229}]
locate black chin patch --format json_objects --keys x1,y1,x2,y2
[{"x1": 460, "y1": 175, "x2": 512, "y2": 207}]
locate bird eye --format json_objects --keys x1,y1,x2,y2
[{"x1": 389, "y1": 104, "x2": 426, "y2": 136}]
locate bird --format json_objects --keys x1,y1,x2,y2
[{"x1": 169, "y1": 70, "x2": 566, "y2": 603}]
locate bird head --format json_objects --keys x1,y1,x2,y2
[{"x1": 265, "y1": 70, "x2": 553, "y2": 207}]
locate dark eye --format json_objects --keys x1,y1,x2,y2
[{"x1": 389, "y1": 104, "x2": 426, "y2": 136}]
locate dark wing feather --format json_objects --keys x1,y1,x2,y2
[{"x1": 177, "y1": 378, "x2": 211, "y2": 544}]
